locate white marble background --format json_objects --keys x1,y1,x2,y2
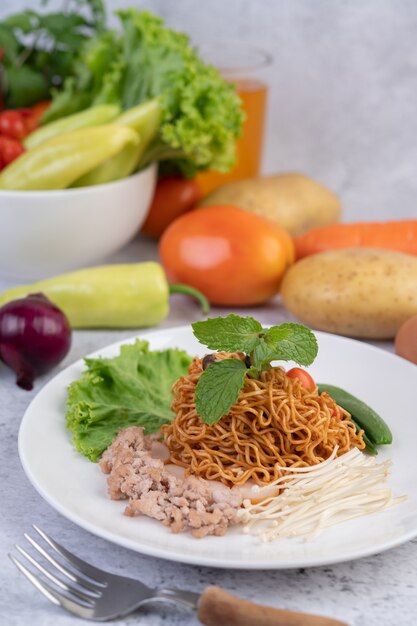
[{"x1": 2, "y1": 0, "x2": 417, "y2": 221}]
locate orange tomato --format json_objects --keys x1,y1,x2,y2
[
  {"x1": 141, "y1": 176, "x2": 202, "y2": 239},
  {"x1": 286, "y1": 367, "x2": 315, "y2": 391},
  {"x1": 159, "y1": 205, "x2": 294, "y2": 306}
]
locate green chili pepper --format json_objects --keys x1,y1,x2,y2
[
  {"x1": 24, "y1": 105, "x2": 121, "y2": 149},
  {"x1": 0, "y1": 125, "x2": 139, "y2": 190},
  {"x1": 0, "y1": 262, "x2": 210, "y2": 328},
  {"x1": 72, "y1": 99, "x2": 162, "y2": 187}
]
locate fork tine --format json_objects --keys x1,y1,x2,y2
[
  {"x1": 10, "y1": 554, "x2": 60, "y2": 606},
  {"x1": 33, "y1": 525, "x2": 107, "y2": 586},
  {"x1": 24, "y1": 532, "x2": 103, "y2": 593},
  {"x1": 9, "y1": 554, "x2": 95, "y2": 620},
  {"x1": 15, "y1": 544, "x2": 102, "y2": 601}
]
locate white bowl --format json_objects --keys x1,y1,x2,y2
[{"x1": 0, "y1": 163, "x2": 157, "y2": 281}]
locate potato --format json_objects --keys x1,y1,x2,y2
[
  {"x1": 280, "y1": 248, "x2": 417, "y2": 339},
  {"x1": 198, "y1": 172, "x2": 341, "y2": 236}
]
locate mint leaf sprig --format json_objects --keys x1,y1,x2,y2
[{"x1": 192, "y1": 314, "x2": 318, "y2": 425}]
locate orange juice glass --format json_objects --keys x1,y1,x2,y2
[{"x1": 196, "y1": 42, "x2": 272, "y2": 196}]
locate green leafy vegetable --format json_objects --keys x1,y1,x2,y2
[
  {"x1": 1, "y1": 3, "x2": 242, "y2": 175},
  {"x1": 66, "y1": 339, "x2": 191, "y2": 462},
  {"x1": 256, "y1": 323, "x2": 318, "y2": 369},
  {"x1": 0, "y1": 1, "x2": 106, "y2": 108},
  {"x1": 44, "y1": 9, "x2": 243, "y2": 176},
  {"x1": 192, "y1": 315, "x2": 318, "y2": 425},
  {"x1": 195, "y1": 359, "x2": 248, "y2": 425},
  {"x1": 192, "y1": 315, "x2": 263, "y2": 353}
]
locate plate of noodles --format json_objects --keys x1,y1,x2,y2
[{"x1": 18, "y1": 324, "x2": 417, "y2": 569}]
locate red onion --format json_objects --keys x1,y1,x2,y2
[{"x1": 0, "y1": 293, "x2": 71, "y2": 390}]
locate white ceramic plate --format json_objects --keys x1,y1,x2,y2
[{"x1": 19, "y1": 326, "x2": 417, "y2": 569}]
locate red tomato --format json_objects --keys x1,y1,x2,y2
[
  {"x1": 0, "y1": 111, "x2": 26, "y2": 141},
  {"x1": 0, "y1": 137, "x2": 25, "y2": 166},
  {"x1": 23, "y1": 100, "x2": 51, "y2": 134},
  {"x1": 159, "y1": 205, "x2": 294, "y2": 306},
  {"x1": 286, "y1": 367, "x2": 316, "y2": 391},
  {"x1": 141, "y1": 176, "x2": 202, "y2": 239}
]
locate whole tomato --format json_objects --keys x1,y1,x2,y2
[
  {"x1": 0, "y1": 111, "x2": 26, "y2": 141},
  {"x1": 286, "y1": 367, "x2": 315, "y2": 391},
  {"x1": 0, "y1": 137, "x2": 25, "y2": 166},
  {"x1": 159, "y1": 205, "x2": 294, "y2": 306},
  {"x1": 141, "y1": 176, "x2": 202, "y2": 238}
]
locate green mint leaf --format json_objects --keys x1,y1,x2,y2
[
  {"x1": 192, "y1": 314, "x2": 263, "y2": 353},
  {"x1": 195, "y1": 358, "x2": 247, "y2": 425},
  {"x1": 251, "y1": 339, "x2": 276, "y2": 371},
  {"x1": 263, "y1": 323, "x2": 318, "y2": 366}
]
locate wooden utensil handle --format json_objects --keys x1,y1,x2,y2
[{"x1": 198, "y1": 586, "x2": 349, "y2": 626}]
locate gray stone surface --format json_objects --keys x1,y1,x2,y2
[{"x1": 1, "y1": 237, "x2": 416, "y2": 626}]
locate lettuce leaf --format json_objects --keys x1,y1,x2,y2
[
  {"x1": 66, "y1": 339, "x2": 192, "y2": 462},
  {"x1": 45, "y1": 9, "x2": 244, "y2": 175}
]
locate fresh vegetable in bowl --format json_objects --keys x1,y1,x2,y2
[
  {"x1": 0, "y1": 262, "x2": 209, "y2": 328},
  {"x1": 159, "y1": 205, "x2": 295, "y2": 306},
  {"x1": 0, "y1": 1, "x2": 106, "y2": 108},
  {"x1": 0, "y1": 102, "x2": 51, "y2": 171},
  {"x1": 24, "y1": 104, "x2": 121, "y2": 149},
  {"x1": 0, "y1": 293, "x2": 71, "y2": 390},
  {"x1": 0, "y1": 104, "x2": 51, "y2": 171},
  {"x1": 71, "y1": 99, "x2": 162, "y2": 187},
  {"x1": 0, "y1": 124, "x2": 139, "y2": 190},
  {"x1": 41, "y1": 9, "x2": 244, "y2": 179},
  {"x1": 0, "y1": 6, "x2": 243, "y2": 189}
]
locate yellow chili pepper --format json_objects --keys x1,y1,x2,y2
[
  {"x1": 73, "y1": 99, "x2": 162, "y2": 187},
  {"x1": 0, "y1": 125, "x2": 139, "y2": 190},
  {"x1": 24, "y1": 104, "x2": 121, "y2": 149},
  {"x1": 0, "y1": 262, "x2": 209, "y2": 328}
]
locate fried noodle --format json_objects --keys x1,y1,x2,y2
[{"x1": 162, "y1": 354, "x2": 365, "y2": 487}]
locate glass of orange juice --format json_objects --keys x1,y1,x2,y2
[{"x1": 196, "y1": 41, "x2": 272, "y2": 196}]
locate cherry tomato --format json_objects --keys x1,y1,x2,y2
[
  {"x1": 23, "y1": 100, "x2": 51, "y2": 135},
  {"x1": 159, "y1": 205, "x2": 295, "y2": 306},
  {"x1": 286, "y1": 367, "x2": 316, "y2": 391},
  {"x1": 141, "y1": 176, "x2": 202, "y2": 238},
  {"x1": 0, "y1": 111, "x2": 26, "y2": 141},
  {"x1": 0, "y1": 137, "x2": 25, "y2": 166}
]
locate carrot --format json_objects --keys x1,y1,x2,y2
[{"x1": 294, "y1": 220, "x2": 417, "y2": 259}]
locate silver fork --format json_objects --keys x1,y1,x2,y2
[{"x1": 9, "y1": 526, "x2": 349, "y2": 626}]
